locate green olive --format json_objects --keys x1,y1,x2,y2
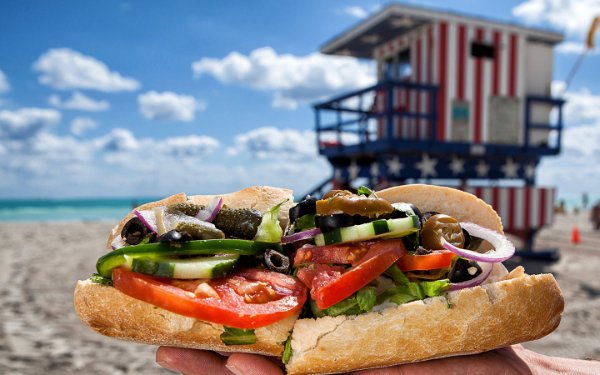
[{"x1": 420, "y1": 214, "x2": 465, "y2": 250}]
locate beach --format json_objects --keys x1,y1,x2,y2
[{"x1": 1, "y1": 213, "x2": 599, "y2": 374}]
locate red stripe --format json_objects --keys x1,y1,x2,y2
[
  {"x1": 437, "y1": 22, "x2": 448, "y2": 141},
  {"x1": 474, "y1": 187, "x2": 482, "y2": 198},
  {"x1": 508, "y1": 188, "x2": 516, "y2": 229},
  {"x1": 492, "y1": 30, "x2": 502, "y2": 95},
  {"x1": 492, "y1": 187, "x2": 500, "y2": 212},
  {"x1": 474, "y1": 28, "x2": 484, "y2": 143},
  {"x1": 524, "y1": 187, "x2": 531, "y2": 229},
  {"x1": 377, "y1": 89, "x2": 386, "y2": 138},
  {"x1": 427, "y1": 26, "x2": 434, "y2": 139},
  {"x1": 509, "y1": 33, "x2": 518, "y2": 97},
  {"x1": 416, "y1": 35, "x2": 422, "y2": 139},
  {"x1": 457, "y1": 24, "x2": 466, "y2": 99}
]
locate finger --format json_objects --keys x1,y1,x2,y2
[
  {"x1": 225, "y1": 353, "x2": 284, "y2": 375},
  {"x1": 156, "y1": 347, "x2": 232, "y2": 375}
]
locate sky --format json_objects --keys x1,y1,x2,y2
[{"x1": 0, "y1": 0, "x2": 599, "y2": 200}]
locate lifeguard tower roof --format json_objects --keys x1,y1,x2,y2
[{"x1": 321, "y1": 3, "x2": 563, "y2": 58}]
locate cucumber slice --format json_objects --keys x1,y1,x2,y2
[
  {"x1": 314, "y1": 216, "x2": 420, "y2": 246},
  {"x1": 97, "y1": 239, "x2": 280, "y2": 278},
  {"x1": 126, "y1": 254, "x2": 239, "y2": 279}
]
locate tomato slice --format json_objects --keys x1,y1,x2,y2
[
  {"x1": 112, "y1": 267, "x2": 306, "y2": 329},
  {"x1": 297, "y1": 239, "x2": 406, "y2": 310},
  {"x1": 397, "y1": 250, "x2": 456, "y2": 272},
  {"x1": 294, "y1": 242, "x2": 371, "y2": 267}
]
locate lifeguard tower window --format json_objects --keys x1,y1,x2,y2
[
  {"x1": 471, "y1": 42, "x2": 496, "y2": 59},
  {"x1": 384, "y1": 49, "x2": 412, "y2": 79}
]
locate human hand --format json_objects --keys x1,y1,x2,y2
[{"x1": 156, "y1": 345, "x2": 600, "y2": 375}]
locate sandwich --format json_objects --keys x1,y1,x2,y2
[{"x1": 74, "y1": 184, "x2": 564, "y2": 375}]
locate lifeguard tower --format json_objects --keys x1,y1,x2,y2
[{"x1": 310, "y1": 4, "x2": 566, "y2": 257}]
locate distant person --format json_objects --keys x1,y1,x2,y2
[
  {"x1": 583, "y1": 192, "x2": 589, "y2": 210},
  {"x1": 592, "y1": 202, "x2": 600, "y2": 230}
]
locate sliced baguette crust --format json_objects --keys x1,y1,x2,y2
[
  {"x1": 286, "y1": 272, "x2": 564, "y2": 375},
  {"x1": 377, "y1": 184, "x2": 503, "y2": 234},
  {"x1": 286, "y1": 185, "x2": 562, "y2": 374},
  {"x1": 88, "y1": 186, "x2": 295, "y2": 355},
  {"x1": 105, "y1": 186, "x2": 294, "y2": 249},
  {"x1": 74, "y1": 279, "x2": 297, "y2": 356}
]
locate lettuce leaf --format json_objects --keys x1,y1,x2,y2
[{"x1": 253, "y1": 200, "x2": 287, "y2": 242}]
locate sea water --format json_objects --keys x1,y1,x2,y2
[{"x1": 0, "y1": 198, "x2": 159, "y2": 222}]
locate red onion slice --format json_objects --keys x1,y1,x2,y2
[
  {"x1": 442, "y1": 222, "x2": 515, "y2": 263},
  {"x1": 282, "y1": 228, "x2": 322, "y2": 244},
  {"x1": 196, "y1": 197, "x2": 223, "y2": 222},
  {"x1": 448, "y1": 261, "x2": 493, "y2": 291},
  {"x1": 133, "y1": 209, "x2": 158, "y2": 233},
  {"x1": 111, "y1": 236, "x2": 125, "y2": 250}
]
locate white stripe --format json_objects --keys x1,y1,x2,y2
[
  {"x1": 465, "y1": 25, "x2": 474, "y2": 141},
  {"x1": 517, "y1": 33, "x2": 526, "y2": 99},
  {"x1": 482, "y1": 28, "x2": 492, "y2": 142},
  {"x1": 409, "y1": 35, "x2": 417, "y2": 139},
  {"x1": 530, "y1": 187, "x2": 539, "y2": 227},
  {"x1": 500, "y1": 31, "x2": 509, "y2": 96},
  {"x1": 446, "y1": 21, "x2": 457, "y2": 142},
  {"x1": 515, "y1": 188, "x2": 524, "y2": 229},
  {"x1": 499, "y1": 188, "x2": 509, "y2": 226},
  {"x1": 483, "y1": 187, "x2": 492, "y2": 205}
]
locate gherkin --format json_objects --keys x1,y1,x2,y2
[
  {"x1": 167, "y1": 202, "x2": 203, "y2": 216},
  {"x1": 175, "y1": 222, "x2": 225, "y2": 240},
  {"x1": 213, "y1": 208, "x2": 262, "y2": 239}
]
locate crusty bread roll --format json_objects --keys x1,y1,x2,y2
[
  {"x1": 75, "y1": 184, "x2": 564, "y2": 372},
  {"x1": 77, "y1": 186, "x2": 296, "y2": 356},
  {"x1": 285, "y1": 185, "x2": 563, "y2": 374}
]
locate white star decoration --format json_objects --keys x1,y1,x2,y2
[
  {"x1": 501, "y1": 158, "x2": 519, "y2": 178},
  {"x1": 386, "y1": 156, "x2": 404, "y2": 175},
  {"x1": 348, "y1": 160, "x2": 360, "y2": 180},
  {"x1": 449, "y1": 156, "x2": 465, "y2": 175},
  {"x1": 525, "y1": 164, "x2": 536, "y2": 179},
  {"x1": 475, "y1": 160, "x2": 489, "y2": 177},
  {"x1": 416, "y1": 154, "x2": 438, "y2": 177}
]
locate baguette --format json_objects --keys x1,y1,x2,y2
[
  {"x1": 76, "y1": 186, "x2": 296, "y2": 356},
  {"x1": 74, "y1": 184, "x2": 564, "y2": 373},
  {"x1": 286, "y1": 184, "x2": 563, "y2": 374}
]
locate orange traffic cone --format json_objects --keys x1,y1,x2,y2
[{"x1": 571, "y1": 226, "x2": 581, "y2": 244}]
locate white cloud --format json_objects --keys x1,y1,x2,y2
[
  {"x1": 0, "y1": 69, "x2": 10, "y2": 93},
  {"x1": 49, "y1": 91, "x2": 110, "y2": 111},
  {"x1": 229, "y1": 127, "x2": 318, "y2": 160},
  {"x1": 33, "y1": 48, "x2": 140, "y2": 92},
  {"x1": 552, "y1": 82, "x2": 600, "y2": 125},
  {"x1": 513, "y1": 0, "x2": 600, "y2": 37},
  {"x1": 159, "y1": 135, "x2": 220, "y2": 156},
  {"x1": 70, "y1": 117, "x2": 97, "y2": 136},
  {"x1": 95, "y1": 128, "x2": 140, "y2": 152},
  {"x1": 344, "y1": 6, "x2": 369, "y2": 19},
  {"x1": 0, "y1": 108, "x2": 61, "y2": 139},
  {"x1": 192, "y1": 47, "x2": 375, "y2": 109},
  {"x1": 555, "y1": 41, "x2": 599, "y2": 55},
  {"x1": 138, "y1": 91, "x2": 205, "y2": 121}
]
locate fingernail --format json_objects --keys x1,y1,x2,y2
[
  {"x1": 157, "y1": 356, "x2": 179, "y2": 373},
  {"x1": 225, "y1": 363, "x2": 244, "y2": 375}
]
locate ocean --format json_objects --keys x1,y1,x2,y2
[{"x1": 0, "y1": 198, "x2": 159, "y2": 222}]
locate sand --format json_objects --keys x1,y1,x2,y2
[{"x1": 1, "y1": 213, "x2": 599, "y2": 374}]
